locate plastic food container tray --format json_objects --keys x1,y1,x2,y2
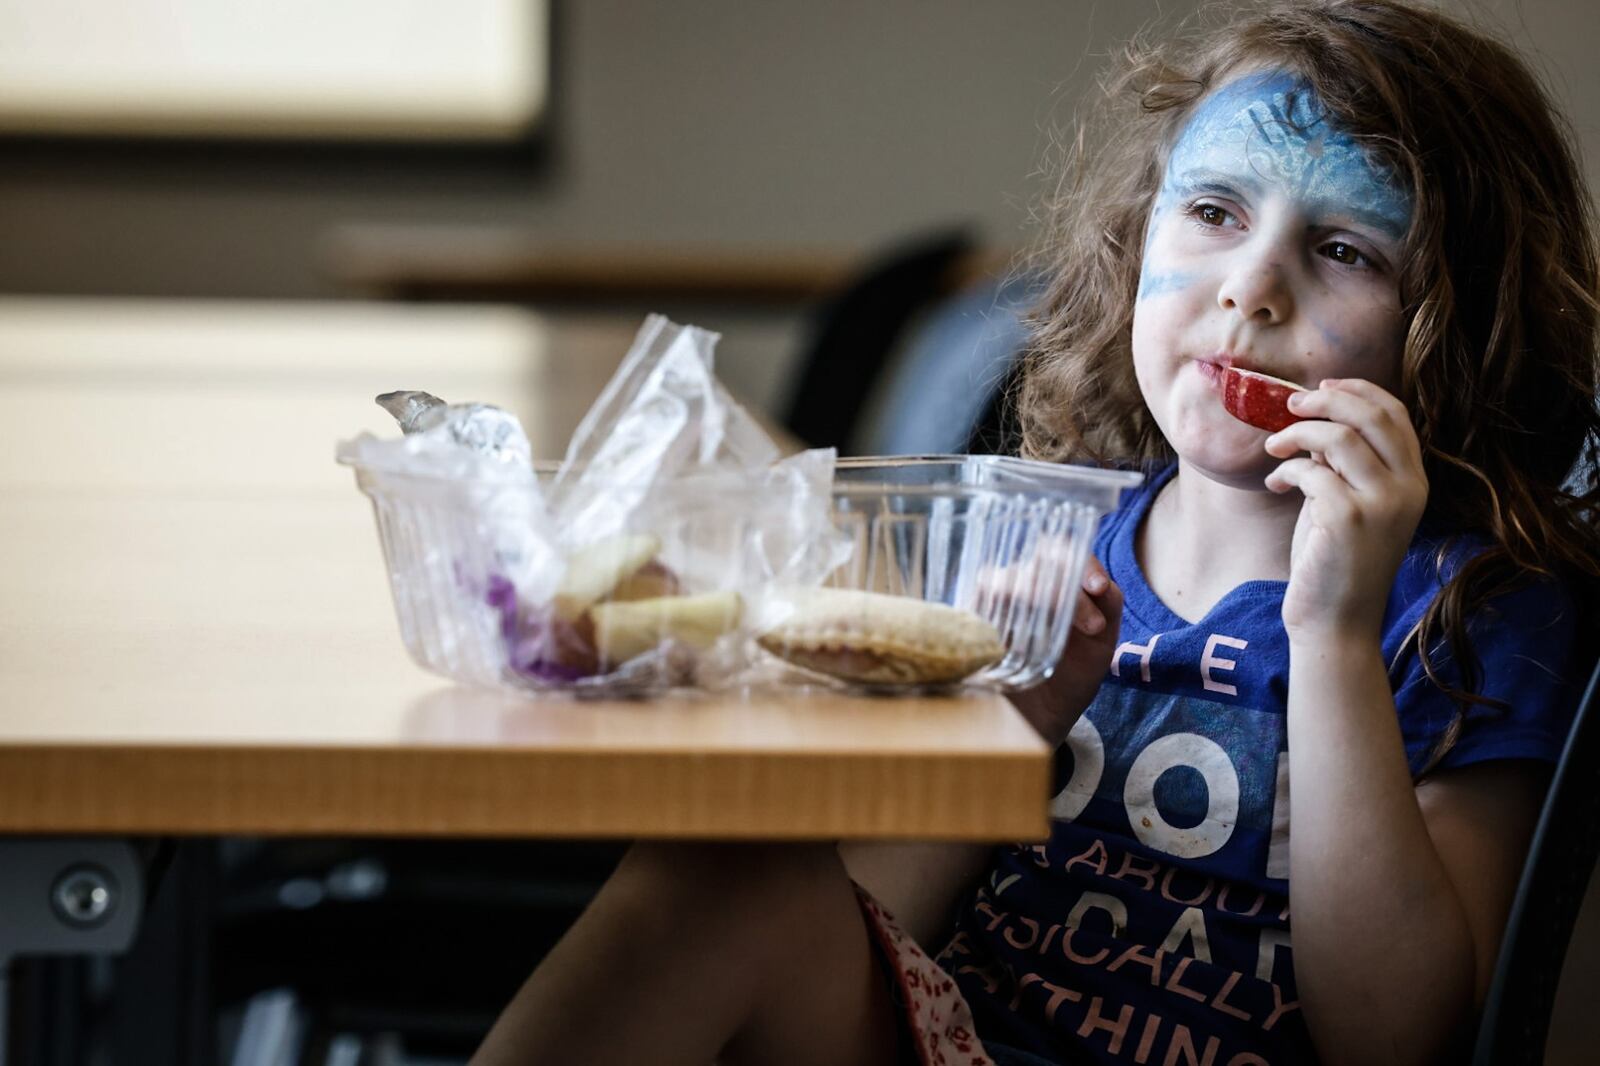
[
  {"x1": 798, "y1": 456, "x2": 1142, "y2": 690},
  {"x1": 342, "y1": 454, "x2": 1142, "y2": 694}
]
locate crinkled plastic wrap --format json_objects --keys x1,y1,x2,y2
[{"x1": 337, "y1": 314, "x2": 848, "y2": 695}]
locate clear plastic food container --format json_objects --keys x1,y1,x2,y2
[
  {"x1": 344, "y1": 454, "x2": 1141, "y2": 695},
  {"x1": 758, "y1": 456, "x2": 1143, "y2": 692}
]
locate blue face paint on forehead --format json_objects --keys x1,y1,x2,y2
[{"x1": 1162, "y1": 70, "x2": 1413, "y2": 240}]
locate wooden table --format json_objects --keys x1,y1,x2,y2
[
  {"x1": 0, "y1": 296, "x2": 1051, "y2": 843},
  {"x1": 0, "y1": 295, "x2": 646, "y2": 493}
]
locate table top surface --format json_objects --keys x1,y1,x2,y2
[{"x1": 0, "y1": 296, "x2": 1049, "y2": 841}]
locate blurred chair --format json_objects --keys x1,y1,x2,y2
[
  {"x1": 1472, "y1": 648, "x2": 1600, "y2": 1065},
  {"x1": 211, "y1": 838, "x2": 627, "y2": 1064},
  {"x1": 782, "y1": 228, "x2": 980, "y2": 451},
  {"x1": 853, "y1": 271, "x2": 1035, "y2": 458}
]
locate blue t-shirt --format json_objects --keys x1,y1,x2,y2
[{"x1": 937, "y1": 462, "x2": 1580, "y2": 1066}]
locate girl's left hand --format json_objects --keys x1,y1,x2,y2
[{"x1": 1262, "y1": 378, "x2": 1427, "y2": 640}]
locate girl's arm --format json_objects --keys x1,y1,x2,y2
[
  {"x1": 1285, "y1": 635, "x2": 1546, "y2": 1065},
  {"x1": 1265, "y1": 378, "x2": 1549, "y2": 1064},
  {"x1": 843, "y1": 557, "x2": 1128, "y2": 951}
]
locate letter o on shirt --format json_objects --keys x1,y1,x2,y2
[{"x1": 1123, "y1": 733, "x2": 1240, "y2": 858}]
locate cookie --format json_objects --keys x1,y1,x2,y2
[{"x1": 757, "y1": 587, "x2": 1005, "y2": 686}]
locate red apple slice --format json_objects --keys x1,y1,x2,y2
[{"x1": 1220, "y1": 366, "x2": 1307, "y2": 432}]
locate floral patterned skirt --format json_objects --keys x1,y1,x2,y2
[{"x1": 854, "y1": 885, "x2": 997, "y2": 1066}]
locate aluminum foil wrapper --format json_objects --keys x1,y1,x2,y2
[
  {"x1": 348, "y1": 389, "x2": 561, "y2": 634},
  {"x1": 376, "y1": 390, "x2": 531, "y2": 468}
]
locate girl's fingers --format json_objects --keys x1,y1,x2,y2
[
  {"x1": 1073, "y1": 558, "x2": 1119, "y2": 636},
  {"x1": 1264, "y1": 455, "x2": 1351, "y2": 503},
  {"x1": 975, "y1": 551, "x2": 1114, "y2": 634},
  {"x1": 1082, "y1": 555, "x2": 1109, "y2": 595},
  {"x1": 1264, "y1": 418, "x2": 1387, "y2": 493},
  {"x1": 1074, "y1": 558, "x2": 1106, "y2": 634},
  {"x1": 1281, "y1": 379, "x2": 1419, "y2": 473},
  {"x1": 1318, "y1": 377, "x2": 1413, "y2": 429},
  {"x1": 1073, "y1": 590, "x2": 1106, "y2": 635}
]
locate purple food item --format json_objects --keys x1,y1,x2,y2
[
  {"x1": 509, "y1": 638, "x2": 595, "y2": 684},
  {"x1": 485, "y1": 574, "x2": 520, "y2": 640},
  {"x1": 484, "y1": 574, "x2": 600, "y2": 683}
]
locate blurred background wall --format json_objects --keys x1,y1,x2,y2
[
  {"x1": 1, "y1": 0, "x2": 1593, "y2": 302},
  {"x1": 4, "y1": 0, "x2": 1593, "y2": 427}
]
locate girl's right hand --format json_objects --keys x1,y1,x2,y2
[{"x1": 1007, "y1": 556, "x2": 1121, "y2": 746}]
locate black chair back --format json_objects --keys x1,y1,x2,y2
[
  {"x1": 782, "y1": 228, "x2": 975, "y2": 450},
  {"x1": 1472, "y1": 653, "x2": 1600, "y2": 1065}
]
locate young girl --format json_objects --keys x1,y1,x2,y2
[{"x1": 473, "y1": 1, "x2": 1600, "y2": 1063}]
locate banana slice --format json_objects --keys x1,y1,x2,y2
[
  {"x1": 554, "y1": 533, "x2": 662, "y2": 619},
  {"x1": 590, "y1": 590, "x2": 743, "y2": 667},
  {"x1": 757, "y1": 587, "x2": 1004, "y2": 686},
  {"x1": 608, "y1": 560, "x2": 683, "y2": 603}
]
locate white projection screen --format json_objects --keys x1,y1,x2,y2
[{"x1": 0, "y1": 0, "x2": 548, "y2": 141}]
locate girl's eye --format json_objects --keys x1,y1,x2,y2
[
  {"x1": 1187, "y1": 201, "x2": 1235, "y2": 227},
  {"x1": 1322, "y1": 241, "x2": 1373, "y2": 269}
]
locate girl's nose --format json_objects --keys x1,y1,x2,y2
[{"x1": 1216, "y1": 259, "x2": 1294, "y2": 325}]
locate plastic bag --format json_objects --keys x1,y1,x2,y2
[{"x1": 337, "y1": 314, "x2": 848, "y2": 695}]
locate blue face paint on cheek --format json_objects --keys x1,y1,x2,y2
[
  {"x1": 1310, "y1": 315, "x2": 1348, "y2": 355},
  {"x1": 1137, "y1": 269, "x2": 1198, "y2": 302},
  {"x1": 1136, "y1": 202, "x2": 1200, "y2": 303}
]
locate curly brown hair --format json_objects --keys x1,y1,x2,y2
[{"x1": 1016, "y1": 0, "x2": 1600, "y2": 772}]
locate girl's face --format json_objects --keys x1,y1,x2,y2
[{"x1": 1131, "y1": 70, "x2": 1414, "y2": 489}]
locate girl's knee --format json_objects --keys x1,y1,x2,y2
[{"x1": 616, "y1": 841, "x2": 853, "y2": 922}]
